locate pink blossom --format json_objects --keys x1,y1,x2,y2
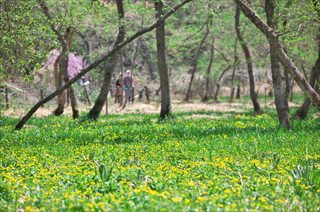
[{"x1": 43, "y1": 49, "x2": 86, "y2": 79}]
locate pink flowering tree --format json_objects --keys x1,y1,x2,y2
[{"x1": 43, "y1": 49, "x2": 85, "y2": 80}]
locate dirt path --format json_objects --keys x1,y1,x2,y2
[
  {"x1": 3, "y1": 100, "x2": 302, "y2": 118},
  {"x1": 3, "y1": 101, "x2": 252, "y2": 118}
]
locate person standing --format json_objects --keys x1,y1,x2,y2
[
  {"x1": 115, "y1": 73, "x2": 123, "y2": 104},
  {"x1": 123, "y1": 70, "x2": 133, "y2": 103}
]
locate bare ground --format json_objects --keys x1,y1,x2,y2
[{"x1": 3, "y1": 100, "x2": 302, "y2": 118}]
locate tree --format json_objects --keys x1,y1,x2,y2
[
  {"x1": 203, "y1": 35, "x2": 215, "y2": 102},
  {"x1": 235, "y1": 0, "x2": 320, "y2": 110},
  {"x1": 235, "y1": 4, "x2": 262, "y2": 114},
  {"x1": 87, "y1": 0, "x2": 126, "y2": 120},
  {"x1": 185, "y1": 18, "x2": 210, "y2": 101},
  {"x1": 295, "y1": 0, "x2": 320, "y2": 119},
  {"x1": 155, "y1": 0, "x2": 172, "y2": 118},
  {"x1": 265, "y1": 0, "x2": 290, "y2": 129}
]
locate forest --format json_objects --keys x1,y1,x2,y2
[{"x1": 1, "y1": 0, "x2": 320, "y2": 210}]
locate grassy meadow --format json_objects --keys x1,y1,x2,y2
[{"x1": 1, "y1": 111, "x2": 320, "y2": 211}]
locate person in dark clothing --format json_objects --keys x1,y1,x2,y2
[
  {"x1": 123, "y1": 70, "x2": 133, "y2": 103},
  {"x1": 115, "y1": 73, "x2": 123, "y2": 104}
]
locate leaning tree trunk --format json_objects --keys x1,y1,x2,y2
[
  {"x1": 235, "y1": 0, "x2": 320, "y2": 109},
  {"x1": 295, "y1": 0, "x2": 320, "y2": 119},
  {"x1": 155, "y1": 0, "x2": 172, "y2": 118},
  {"x1": 235, "y1": 4, "x2": 262, "y2": 114},
  {"x1": 87, "y1": 0, "x2": 126, "y2": 120},
  {"x1": 265, "y1": 0, "x2": 290, "y2": 129}
]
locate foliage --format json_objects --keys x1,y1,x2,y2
[
  {"x1": 0, "y1": 0, "x2": 54, "y2": 78},
  {"x1": 1, "y1": 112, "x2": 320, "y2": 210}
]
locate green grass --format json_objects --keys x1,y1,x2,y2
[{"x1": 1, "y1": 111, "x2": 320, "y2": 211}]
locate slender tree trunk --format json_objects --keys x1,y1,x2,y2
[
  {"x1": 83, "y1": 85, "x2": 91, "y2": 105},
  {"x1": 155, "y1": 0, "x2": 172, "y2": 118},
  {"x1": 5, "y1": 88, "x2": 9, "y2": 109},
  {"x1": 235, "y1": 4, "x2": 262, "y2": 114},
  {"x1": 236, "y1": 84, "x2": 241, "y2": 99},
  {"x1": 144, "y1": 86, "x2": 150, "y2": 103},
  {"x1": 62, "y1": 28, "x2": 79, "y2": 119},
  {"x1": 229, "y1": 39, "x2": 238, "y2": 103},
  {"x1": 140, "y1": 39, "x2": 157, "y2": 80},
  {"x1": 185, "y1": 24, "x2": 209, "y2": 101},
  {"x1": 265, "y1": 0, "x2": 290, "y2": 128},
  {"x1": 88, "y1": 0, "x2": 125, "y2": 120},
  {"x1": 235, "y1": 0, "x2": 320, "y2": 109},
  {"x1": 213, "y1": 65, "x2": 232, "y2": 101},
  {"x1": 203, "y1": 35, "x2": 214, "y2": 102},
  {"x1": 53, "y1": 53, "x2": 66, "y2": 116}
]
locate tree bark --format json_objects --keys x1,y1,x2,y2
[
  {"x1": 52, "y1": 52, "x2": 66, "y2": 116},
  {"x1": 5, "y1": 88, "x2": 9, "y2": 109},
  {"x1": 213, "y1": 65, "x2": 232, "y2": 101},
  {"x1": 235, "y1": 0, "x2": 320, "y2": 109},
  {"x1": 140, "y1": 39, "x2": 157, "y2": 80},
  {"x1": 229, "y1": 39, "x2": 238, "y2": 103},
  {"x1": 185, "y1": 23, "x2": 209, "y2": 101},
  {"x1": 203, "y1": 35, "x2": 215, "y2": 102},
  {"x1": 235, "y1": 4, "x2": 262, "y2": 114},
  {"x1": 39, "y1": 0, "x2": 79, "y2": 118},
  {"x1": 295, "y1": 0, "x2": 320, "y2": 119},
  {"x1": 15, "y1": 0, "x2": 193, "y2": 130},
  {"x1": 155, "y1": 0, "x2": 172, "y2": 118},
  {"x1": 265, "y1": 0, "x2": 290, "y2": 128},
  {"x1": 295, "y1": 42, "x2": 320, "y2": 119},
  {"x1": 87, "y1": 0, "x2": 125, "y2": 120}
]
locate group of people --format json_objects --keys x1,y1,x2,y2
[{"x1": 115, "y1": 70, "x2": 134, "y2": 104}]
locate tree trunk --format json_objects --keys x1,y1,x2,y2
[
  {"x1": 155, "y1": 1, "x2": 172, "y2": 118},
  {"x1": 235, "y1": 4, "x2": 262, "y2": 114},
  {"x1": 144, "y1": 86, "x2": 150, "y2": 103},
  {"x1": 264, "y1": 0, "x2": 290, "y2": 128},
  {"x1": 213, "y1": 65, "x2": 232, "y2": 101},
  {"x1": 83, "y1": 85, "x2": 91, "y2": 105},
  {"x1": 236, "y1": 84, "x2": 241, "y2": 99},
  {"x1": 203, "y1": 35, "x2": 215, "y2": 102},
  {"x1": 62, "y1": 28, "x2": 79, "y2": 119},
  {"x1": 235, "y1": 0, "x2": 320, "y2": 109},
  {"x1": 295, "y1": 52, "x2": 320, "y2": 119},
  {"x1": 185, "y1": 24, "x2": 209, "y2": 101},
  {"x1": 87, "y1": 0, "x2": 126, "y2": 120},
  {"x1": 140, "y1": 39, "x2": 157, "y2": 80},
  {"x1": 53, "y1": 53, "x2": 66, "y2": 116},
  {"x1": 15, "y1": 0, "x2": 193, "y2": 130},
  {"x1": 295, "y1": 0, "x2": 320, "y2": 119},
  {"x1": 229, "y1": 39, "x2": 238, "y2": 104},
  {"x1": 5, "y1": 88, "x2": 9, "y2": 109}
]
